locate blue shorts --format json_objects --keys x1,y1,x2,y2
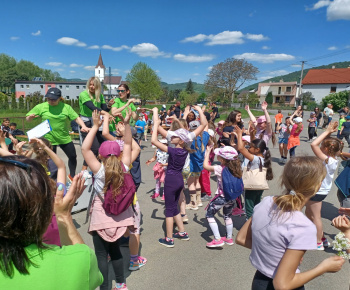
[{"x1": 278, "y1": 137, "x2": 288, "y2": 144}]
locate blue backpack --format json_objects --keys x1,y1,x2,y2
[{"x1": 222, "y1": 167, "x2": 244, "y2": 201}]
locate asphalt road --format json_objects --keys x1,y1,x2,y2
[{"x1": 58, "y1": 111, "x2": 349, "y2": 290}]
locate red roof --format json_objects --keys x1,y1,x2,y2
[
  {"x1": 95, "y1": 53, "x2": 105, "y2": 69},
  {"x1": 103, "y1": 76, "x2": 121, "y2": 85},
  {"x1": 303, "y1": 68, "x2": 350, "y2": 84}
]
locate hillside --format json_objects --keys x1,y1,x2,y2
[
  {"x1": 240, "y1": 61, "x2": 350, "y2": 92},
  {"x1": 161, "y1": 81, "x2": 205, "y2": 94}
]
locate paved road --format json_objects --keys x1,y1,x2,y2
[{"x1": 58, "y1": 111, "x2": 349, "y2": 290}]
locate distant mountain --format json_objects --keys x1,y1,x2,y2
[
  {"x1": 240, "y1": 61, "x2": 350, "y2": 92},
  {"x1": 161, "y1": 81, "x2": 205, "y2": 94}
]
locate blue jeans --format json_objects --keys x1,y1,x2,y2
[{"x1": 289, "y1": 146, "x2": 296, "y2": 157}]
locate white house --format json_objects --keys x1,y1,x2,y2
[
  {"x1": 257, "y1": 80, "x2": 300, "y2": 106},
  {"x1": 302, "y1": 67, "x2": 350, "y2": 103}
]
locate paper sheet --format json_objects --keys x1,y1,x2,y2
[{"x1": 27, "y1": 119, "x2": 52, "y2": 140}]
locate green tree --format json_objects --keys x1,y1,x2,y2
[
  {"x1": 18, "y1": 96, "x2": 25, "y2": 110},
  {"x1": 179, "y1": 90, "x2": 198, "y2": 106},
  {"x1": 11, "y1": 93, "x2": 17, "y2": 110},
  {"x1": 322, "y1": 91, "x2": 349, "y2": 111},
  {"x1": 0, "y1": 93, "x2": 4, "y2": 110},
  {"x1": 265, "y1": 92, "x2": 273, "y2": 105},
  {"x1": 197, "y1": 92, "x2": 207, "y2": 103},
  {"x1": 186, "y1": 79, "x2": 194, "y2": 94},
  {"x1": 3, "y1": 94, "x2": 9, "y2": 110},
  {"x1": 126, "y1": 62, "x2": 163, "y2": 105}
]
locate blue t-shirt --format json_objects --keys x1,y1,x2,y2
[
  {"x1": 342, "y1": 121, "x2": 350, "y2": 134},
  {"x1": 190, "y1": 131, "x2": 210, "y2": 172},
  {"x1": 135, "y1": 120, "x2": 146, "y2": 133}
]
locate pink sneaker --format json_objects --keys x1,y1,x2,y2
[
  {"x1": 161, "y1": 195, "x2": 165, "y2": 201},
  {"x1": 222, "y1": 237, "x2": 234, "y2": 245},
  {"x1": 206, "y1": 238, "x2": 224, "y2": 248},
  {"x1": 151, "y1": 193, "x2": 160, "y2": 199},
  {"x1": 113, "y1": 283, "x2": 128, "y2": 289}
]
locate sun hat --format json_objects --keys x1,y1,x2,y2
[
  {"x1": 294, "y1": 117, "x2": 303, "y2": 123},
  {"x1": 208, "y1": 129, "x2": 215, "y2": 137},
  {"x1": 189, "y1": 120, "x2": 200, "y2": 130},
  {"x1": 99, "y1": 141, "x2": 121, "y2": 158},
  {"x1": 214, "y1": 146, "x2": 238, "y2": 160},
  {"x1": 45, "y1": 88, "x2": 61, "y2": 100},
  {"x1": 172, "y1": 128, "x2": 192, "y2": 144},
  {"x1": 218, "y1": 120, "x2": 225, "y2": 125},
  {"x1": 242, "y1": 135, "x2": 251, "y2": 143},
  {"x1": 257, "y1": 116, "x2": 266, "y2": 123}
]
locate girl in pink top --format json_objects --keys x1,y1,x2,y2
[{"x1": 236, "y1": 156, "x2": 344, "y2": 290}]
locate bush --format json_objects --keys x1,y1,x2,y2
[{"x1": 321, "y1": 91, "x2": 349, "y2": 111}]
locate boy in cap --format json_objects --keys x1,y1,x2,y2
[
  {"x1": 340, "y1": 115, "x2": 350, "y2": 147},
  {"x1": 135, "y1": 113, "x2": 147, "y2": 147}
]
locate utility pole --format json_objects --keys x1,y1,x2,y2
[{"x1": 298, "y1": 61, "x2": 305, "y2": 106}]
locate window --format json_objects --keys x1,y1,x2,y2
[
  {"x1": 275, "y1": 96, "x2": 280, "y2": 103},
  {"x1": 40, "y1": 85, "x2": 44, "y2": 89},
  {"x1": 59, "y1": 85, "x2": 62, "y2": 89},
  {"x1": 20, "y1": 85, "x2": 24, "y2": 88},
  {"x1": 66, "y1": 85, "x2": 69, "y2": 90},
  {"x1": 76, "y1": 96, "x2": 79, "y2": 99},
  {"x1": 26, "y1": 85, "x2": 30, "y2": 89},
  {"x1": 76, "y1": 86, "x2": 79, "y2": 89},
  {"x1": 285, "y1": 96, "x2": 291, "y2": 102},
  {"x1": 286, "y1": 87, "x2": 291, "y2": 92},
  {"x1": 278, "y1": 87, "x2": 281, "y2": 94},
  {"x1": 66, "y1": 96, "x2": 70, "y2": 100},
  {"x1": 83, "y1": 86, "x2": 86, "y2": 89},
  {"x1": 48, "y1": 85, "x2": 51, "y2": 89},
  {"x1": 330, "y1": 86, "x2": 337, "y2": 93}
]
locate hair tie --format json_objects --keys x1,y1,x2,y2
[{"x1": 290, "y1": 190, "x2": 296, "y2": 196}]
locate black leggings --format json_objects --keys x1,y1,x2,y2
[
  {"x1": 92, "y1": 232, "x2": 124, "y2": 289},
  {"x1": 252, "y1": 270, "x2": 305, "y2": 290},
  {"x1": 80, "y1": 120, "x2": 105, "y2": 167},
  {"x1": 52, "y1": 141, "x2": 77, "y2": 177}
]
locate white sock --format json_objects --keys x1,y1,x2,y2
[
  {"x1": 225, "y1": 219, "x2": 233, "y2": 239},
  {"x1": 208, "y1": 219, "x2": 221, "y2": 240}
]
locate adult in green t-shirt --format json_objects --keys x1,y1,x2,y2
[
  {"x1": 110, "y1": 84, "x2": 140, "y2": 131},
  {"x1": 79, "y1": 77, "x2": 114, "y2": 170},
  {"x1": 26, "y1": 88, "x2": 89, "y2": 177},
  {"x1": 0, "y1": 156, "x2": 103, "y2": 290}
]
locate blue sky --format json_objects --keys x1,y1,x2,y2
[{"x1": 1, "y1": 0, "x2": 350, "y2": 86}]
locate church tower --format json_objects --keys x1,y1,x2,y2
[{"x1": 95, "y1": 52, "x2": 105, "y2": 82}]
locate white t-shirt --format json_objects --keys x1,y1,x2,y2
[
  {"x1": 94, "y1": 163, "x2": 129, "y2": 196},
  {"x1": 316, "y1": 157, "x2": 338, "y2": 195},
  {"x1": 241, "y1": 155, "x2": 265, "y2": 170},
  {"x1": 250, "y1": 196, "x2": 317, "y2": 278}
]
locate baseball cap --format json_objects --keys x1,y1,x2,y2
[
  {"x1": 257, "y1": 116, "x2": 266, "y2": 124},
  {"x1": 45, "y1": 88, "x2": 61, "y2": 100},
  {"x1": 99, "y1": 141, "x2": 121, "y2": 158},
  {"x1": 214, "y1": 146, "x2": 238, "y2": 160},
  {"x1": 189, "y1": 120, "x2": 200, "y2": 130},
  {"x1": 242, "y1": 135, "x2": 251, "y2": 143},
  {"x1": 172, "y1": 128, "x2": 192, "y2": 144},
  {"x1": 294, "y1": 117, "x2": 303, "y2": 123},
  {"x1": 208, "y1": 129, "x2": 215, "y2": 137}
]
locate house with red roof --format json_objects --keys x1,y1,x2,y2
[{"x1": 302, "y1": 67, "x2": 350, "y2": 103}]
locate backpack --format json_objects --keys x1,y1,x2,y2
[
  {"x1": 221, "y1": 166, "x2": 244, "y2": 201},
  {"x1": 97, "y1": 163, "x2": 136, "y2": 216}
]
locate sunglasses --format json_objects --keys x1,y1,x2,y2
[
  {"x1": 117, "y1": 90, "x2": 126, "y2": 93},
  {"x1": 0, "y1": 157, "x2": 32, "y2": 174}
]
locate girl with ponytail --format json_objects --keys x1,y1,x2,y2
[{"x1": 236, "y1": 156, "x2": 345, "y2": 290}]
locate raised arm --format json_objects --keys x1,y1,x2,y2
[
  {"x1": 152, "y1": 107, "x2": 168, "y2": 138},
  {"x1": 311, "y1": 121, "x2": 338, "y2": 161},
  {"x1": 245, "y1": 104, "x2": 256, "y2": 124},
  {"x1": 151, "y1": 119, "x2": 168, "y2": 153},
  {"x1": 182, "y1": 105, "x2": 190, "y2": 121},
  {"x1": 131, "y1": 138, "x2": 141, "y2": 164},
  {"x1": 192, "y1": 105, "x2": 208, "y2": 136},
  {"x1": 121, "y1": 107, "x2": 132, "y2": 167},
  {"x1": 235, "y1": 125, "x2": 255, "y2": 162},
  {"x1": 102, "y1": 114, "x2": 116, "y2": 141},
  {"x1": 203, "y1": 146, "x2": 215, "y2": 172},
  {"x1": 261, "y1": 101, "x2": 272, "y2": 135}
]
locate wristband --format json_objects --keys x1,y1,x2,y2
[{"x1": 57, "y1": 182, "x2": 67, "y2": 197}]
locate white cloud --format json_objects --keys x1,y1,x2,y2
[
  {"x1": 10, "y1": 36, "x2": 19, "y2": 41},
  {"x1": 207, "y1": 66, "x2": 213, "y2": 71},
  {"x1": 291, "y1": 64, "x2": 302, "y2": 68},
  {"x1": 262, "y1": 46, "x2": 270, "y2": 50},
  {"x1": 306, "y1": 0, "x2": 331, "y2": 10},
  {"x1": 327, "y1": 0, "x2": 350, "y2": 20},
  {"x1": 259, "y1": 70, "x2": 290, "y2": 80},
  {"x1": 88, "y1": 45, "x2": 100, "y2": 49},
  {"x1": 84, "y1": 66, "x2": 95, "y2": 71},
  {"x1": 69, "y1": 63, "x2": 83, "y2": 67},
  {"x1": 46, "y1": 62, "x2": 62, "y2": 67},
  {"x1": 234, "y1": 53, "x2": 295, "y2": 63},
  {"x1": 130, "y1": 43, "x2": 170, "y2": 58},
  {"x1": 111, "y1": 69, "x2": 120, "y2": 75},
  {"x1": 328, "y1": 46, "x2": 338, "y2": 50},
  {"x1": 181, "y1": 31, "x2": 269, "y2": 46},
  {"x1": 193, "y1": 73, "x2": 200, "y2": 76},
  {"x1": 31, "y1": 30, "x2": 41, "y2": 36},
  {"x1": 102, "y1": 44, "x2": 129, "y2": 52},
  {"x1": 173, "y1": 54, "x2": 215, "y2": 63},
  {"x1": 57, "y1": 37, "x2": 87, "y2": 47},
  {"x1": 246, "y1": 33, "x2": 269, "y2": 41}
]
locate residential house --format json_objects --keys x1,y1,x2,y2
[
  {"x1": 257, "y1": 80, "x2": 299, "y2": 106},
  {"x1": 302, "y1": 67, "x2": 350, "y2": 103}
]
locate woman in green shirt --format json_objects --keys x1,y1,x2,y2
[
  {"x1": 79, "y1": 77, "x2": 113, "y2": 169},
  {"x1": 26, "y1": 88, "x2": 89, "y2": 178}
]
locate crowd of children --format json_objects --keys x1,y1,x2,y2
[{"x1": 2, "y1": 95, "x2": 350, "y2": 290}]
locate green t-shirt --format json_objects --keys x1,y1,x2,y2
[
  {"x1": 339, "y1": 118, "x2": 346, "y2": 130},
  {"x1": 110, "y1": 97, "x2": 137, "y2": 131},
  {"x1": 79, "y1": 90, "x2": 106, "y2": 117},
  {"x1": 0, "y1": 244, "x2": 103, "y2": 290},
  {"x1": 26, "y1": 102, "x2": 78, "y2": 145}
]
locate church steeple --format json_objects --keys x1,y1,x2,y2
[{"x1": 95, "y1": 52, "x2": 105, "y2": 82}]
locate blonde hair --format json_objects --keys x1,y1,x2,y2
[
  {"x1": 86, "y1": 77, "x2": 101, "y2": 103},
  {"x1": 102, "y1": 155, "x2": 124, "y2": 198},
  {"x1": 170, "y1": 119, "x2": 182, "y2": 131},
  {"x1": 179, "y1": 119, "x2": 188, "y2": 130},
  {"x1": 274, "y1": 156, "x2": 326, "y2": 214}
]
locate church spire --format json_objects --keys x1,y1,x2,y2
[{"x1": 96, "y1": 52, "x2": 105, "y2": 69}]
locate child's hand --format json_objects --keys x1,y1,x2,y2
[
  {"x1": 326, "y1": 121, "x2": 338, "y2": 133},
  {"x1": 124, "y1": 107, "x2": 132, "y2": 124},
  {"x1": 184, "y1": 106, "x2": 190, "y2": 113},
  {"x1": 261, "y1": 101, "x2": 268, "y2": 111},
  {"x1": 92, "y1": 110, "x2": 102, "y2": 127},
  {"x1": 245, "y1": 104, "x2": 250, "y2": 111},
  {"x1": 192, "y1": 105, "x2": 201, "y2": 112},
  {"x1": 29, "y1": 138, "x2": 47, "y2": 148},
  {"x1": 319, "y1": 256, "x2": 345, "y2": 273},
  {"x1": 339, "y1": 207, "x2": 350, "y2": 216},
  {"x1": 234, "y1": 125, "x2": 243, "y2": 136},
  {"x1": 80, "y1": 126, "x2": 90, "y2": 133},
  {"x1": 15, "y1": 141, "x2": 27, "y2": 154},
  {"x1": 332, "y1": 215, "x2": 350, "y2": 234}
]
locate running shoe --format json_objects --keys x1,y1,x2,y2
[
  {"x1": 114, "y1": 283, "x2": 128, "y2": 289},
  {"x1": 322, "y1": 237, "x2": 330, "y2": 248},
  {"x1": 129, "y1": 256, "x2": 147, "y2": 271},
  {"x1": 173, "y1": 232, "x2": 190, "y2": 241},
  {"x1": 151, "y1": 193, "x2": 160, "y2": 199},
  {"x1": 222, "y1": 237, "x2": 234, "y2": 245},
  {"x1": 161, "y1": 195, "x2": 165, "y2": 201},
  {"x1": 317, "y1": 242, "x2": 324, "y2": 251},
  {"x1": 159, "y1": 237, "x2": 174, "y2": 248},
  {"x1": 206, "y1": 238, "x2": 224, "y2": 248}
]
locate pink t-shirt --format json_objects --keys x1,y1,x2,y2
[
  {"x1": 250, "y1": 196, "x2": 317, "y2": 278},
  {"x1": 255, "y1": 129, "x2": 272, "y2": 145},
  {"x1": 290, "y1": 124, "x2": 303, "y2": 137},
  {"x1": 213, "y1": 165, "x2": 224, "y2": 196}
]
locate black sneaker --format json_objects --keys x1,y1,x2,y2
[
  {"x1": 173, "y1": 232, "x2": 190, "y2": 241},
  {"x1": 159, "y1": 237, "x2": 174, "y2": 248}
]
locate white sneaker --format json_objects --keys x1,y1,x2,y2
[
  {"x1": 279, "y1": 158, "x2": 284, "y2": 163},
  {"x1": 283, "y1": 158, "x2": 287, "y2": 164}
]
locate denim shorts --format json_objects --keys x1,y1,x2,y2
[{"x1": 278, "y1": 137, "x2": 288, "y2": 144}]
